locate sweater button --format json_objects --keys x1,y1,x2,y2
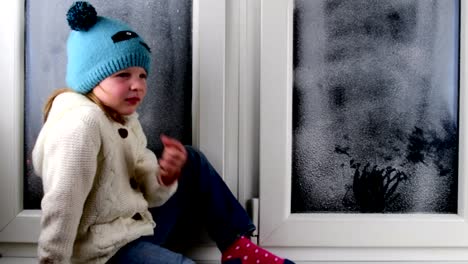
[
  {"x1": 130, "y1": 177, "x2": 138, "y2": 189},
  {"x1": 118, "y1": 128, "x2": 128, "y2": 138},
  {"x1": 132, "y1": 212, "x2": 143, "y2": 221}
]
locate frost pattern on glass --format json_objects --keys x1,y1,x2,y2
[
  {"x1": 292, "y1": 0, "x2": 459, "y2": 213},
  {"x1": 24, "y1": 0, "x2": 192, "y2": 209}
]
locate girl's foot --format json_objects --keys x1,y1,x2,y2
[{"x1": 221, "y1": 236, "x2": 295, "y2": 264}]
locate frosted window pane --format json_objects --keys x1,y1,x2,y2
[
  {"x1": 292, "y1": 0, "x2": 459, "y2": 213},
  {"x1": 24, "y1": 0, "x2": 192, "y2": 209}
]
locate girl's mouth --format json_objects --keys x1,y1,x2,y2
[{"x1": 125, "y1": 97, "x2": 140, "y2": 105}]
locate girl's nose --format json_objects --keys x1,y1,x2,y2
[{"x1": 130, "y1": 79, "x2": 146, "y2": 91}]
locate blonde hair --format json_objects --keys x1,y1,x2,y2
[{"x1": 43, "y1": 88, "x2": 125, "y2": 125}]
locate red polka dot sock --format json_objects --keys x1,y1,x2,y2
[{"x1": 221, "y1": 236, "x2": 295, "y2": 264}]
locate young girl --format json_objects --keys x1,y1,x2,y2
[{"x1": 33, "y1": 2, "x2": 295, "y2": 264}]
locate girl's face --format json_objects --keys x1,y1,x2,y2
[{"x1": 92, "y1": 66, "x2": 147, "y2": 116}]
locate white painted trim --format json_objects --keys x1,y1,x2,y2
[
  {"x1": 0, "y1": 243, "x2": 221, "y2": 262},
  {"x1": 0, "y1": 261, "x2": 466, "y2": 264},
  {"x1": 269, "y1": 247, "x2": 468, "y2": 262},
  {"x1": 238, "y1": 0, "x2": 261, "y2": 206},
  {"x1": 0, "y1": 243, "x2": 38, "y2": 258},
  {"x1": 259, "y1": 0, "x2": 468, "y2": 252},
  {"x1": 0, "y1": 0, "x2": 25, "y2": 236},
  {"x1": 224, "y1": 0, "x2": 240, "y2": 194},
  {"x1": 192, "y1": 0, "x2": 200, "y2": 149},
  {"x1": 196, "y1": 0, "x2": 226, "y2": 176},
  {"x1": 259, "y1": 0, "x2": 294, "y2": 245},
  {"x1": 195, "y1": 0, "x2": 240, "y2": 194},
  {"x1": 0, "y1": 258, "x2": 37, "y2": 264},
  {"x1": 0, "y1": 211, "x2": 40, "y2": 243},
  {"x1": 4, "y1": 242, "x2": 468, "y2": 262}
]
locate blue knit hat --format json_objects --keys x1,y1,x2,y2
[{"x1": 65, "y1": 2, "x2": 151, "y2": 94}]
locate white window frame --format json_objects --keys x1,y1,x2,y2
[
  {"x1": 259, "y1": 0, "x2": 468, "y2": 261},
  {"x1": 194, "y1": 0, "x2": 240, "y2": 194},
  {"x1": 0, "y1": 0, "x2": 237, "y2": 251},
  {"x1": 0, "y1": 0, "x2": 34, "y2": 243}
]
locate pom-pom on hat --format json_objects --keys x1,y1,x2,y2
[{"x1": 65, "y1": 1, "x2": 151, "y2": 94}]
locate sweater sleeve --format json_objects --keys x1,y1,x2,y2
[
  {"x1": 130, "y1": 117, "x2": 177, "y2": 208},
  {"x1": 134, "y1": 148, "x2": 178, "y2": 207},
  {"x1": 33, "y1": 115, "x2": 101, "y2": 264}
]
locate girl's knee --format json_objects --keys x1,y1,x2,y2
[{"x1": 184, "y1": 145, "x2": 208, "y2": 163}]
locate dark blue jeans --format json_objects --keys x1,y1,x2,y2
[
  {"x1": 109, "y1": 147, "x2": 255, "y2": 263},
  {"x1": 149, "y1": 146, "x2": 256, "y2": 251}
]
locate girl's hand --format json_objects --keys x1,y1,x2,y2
[{"x1": 158, "y1": 135, "x2": 187, "y2": 185}]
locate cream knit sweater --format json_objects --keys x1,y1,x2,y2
[{"x1": 33, "y1": 92, "x2": 177, "y2": 263}]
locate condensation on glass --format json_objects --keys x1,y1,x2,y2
[
  {"x1": 24, "y1": 0, "x2": 192, "y2": 209},
  {"x1": 292, "y1": 0, "x2": 459, "y2": 213}
]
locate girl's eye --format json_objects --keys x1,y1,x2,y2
[
  {"x1": 139, "y1": 73, "x2": 148, "y2": 79},
  {"x1": 116, "y1": 72, "x2": 130, "y2": 78}
]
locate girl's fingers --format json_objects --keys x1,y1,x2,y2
[
  {"x1": 159, "y1": 161, "x2": 180, "y2": 177},
  {"x1": 159, "y1": 167, "x2": 179, "y2": 186},
  {"x1": 158, "y1": 137, "x2": 186, "y2": 185},
  {"x1": 159, "y1": 135, "x2": 188, "y2": 181},
  {"x1": 161, "y1": 135, "x2": 187, "y2": 154},
  {"x1": 162, "y1": 147, "x2": 183, "y2": 159},
  {"x1": 159, "y1": 156, "x2": 183, "y2": 174},
  {"x1": 161, "y1": 153, "x2": 185, "y2": 169},
  {"x1": 162, "y1": 146, "x2": 187, "y2": 164},
  {"x1": 160, "y1": 160, "x2": 177, "y2": 173},
  {"x1": 159, "y1": 167, "x2": 168, "y2": 178}
]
